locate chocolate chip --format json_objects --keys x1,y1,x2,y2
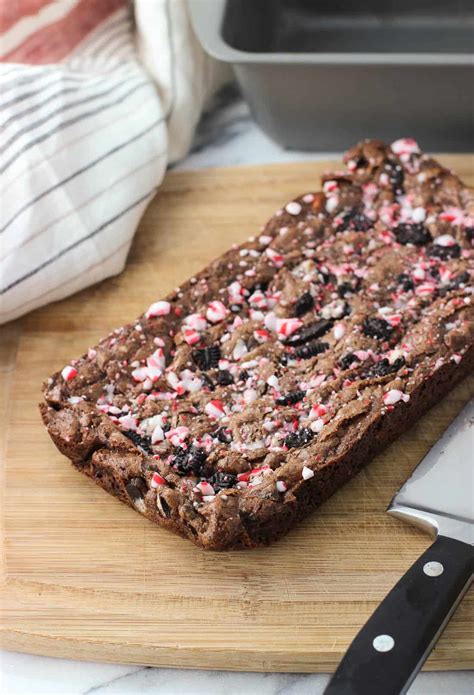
[
  {"x1": 248, "y1": 280, "x2": 269, "y2": 294},
  {"x1": 362, "y1": 317, "x2": 394, "y2": 340},
  {"x1": 293, "y1": 340, "x2": 329, "y2": 360},
  {"x1": 427, "y1": 243, "x2": 461, "y2": 260},
  {"x1": 201, "y1": 373, "x2": 215, "y2": 391},
  {"x1": 276, "y1": 390, "x2": 306, "y2": 406},
  {"x1": 207, "y1": 471, "x2": 237, "y2": 491},
  {"x1": 192, "y1": 345, "x2": 221, "y2": 371},
  {"x1": 317, "y1": 269, "x2": 335, "y2": 285},
  {"x1": 172, "y1": 445, "x2": 207, "y2": 476},
  {"x1": 393, "y1": 223, "x2": 432, "y2": 246},
  {"x1": 293, "y1": 292, "x2": 314, "y2": 317},
  {"x1": 337, "y1": 280, "x2": 359, "y2": 298},
  {"x1": 126, "y1": 477, "x2": 147, "y2": 501},
  {"x1": 171, "y1": 447, "x2": 189, "y2": 474},
  {"x1": 321, "y1": 299, "x2": 351, "y2": 320},
  {"x1": 284, "y1": 428, "x2": 314, "y2": 449},
  {"x1": 339, "y1": 352, "x2": 361, "y2": 370},
  {"x1": 285, "y1": 319, "x2": 333, "y2": 345},
  {"x1": 215, "y1": 427, "x2": 232, "y2": 444},
  {"x1": 397, "y1": 273, "x2": 414, "y2": 291},
  {"x1": 385, "y1": 161, "x2": 404, "y2": 195},
  {"x1": 123, "y1": 430, "x2": 153, "y2": 455},
  {"x1": 336, "y1": 209, "x2": 373, "y2": 233},
  {"x1": 217, "y1": 369, "x2": 234, "y2": 386},
  {"x1": 465, "y1": 227, "x2": 474, "y2": 243},
  {"x1": 363, "y1": 357, "x2": 405, "y2": 378}
]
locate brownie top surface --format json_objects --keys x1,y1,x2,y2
[{"x1": 43, "y1": 138, "x2": 474, "y2": 503}]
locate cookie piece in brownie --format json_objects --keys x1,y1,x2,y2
[{"x1": 41, "y1": 138, "x2": 474, "y2": 550}]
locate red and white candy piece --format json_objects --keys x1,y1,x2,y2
[
  {"x1": 434, "y1": 234, "x2": 456, "y2": 247},
  {"x1": 286, "y1": 201, "x2": 302, "y2": 215},
  {"x1": 310, "y1": 418, "x2": 325, "y2": 433},
  {"x1": 195, "y1": 481, "x2": 215, "y2": 497},
  {"x1": 183, "y1": 313, "x2": 208, "y2": 331},
  {"x1": 248, "y1": 290, "x2": 268, "y2": 309},
  {"x1": 267, "y1": 374, "x2": 279, "y2": 389},
  {"x1": 265, "y1": 247, "x2": 284, "y2": 268},
  {"x1": 228, "y1": 280, "x2": 244, "y2": 304},
  {"x1": 413, "y1": 267, "x2": 425, "y2": 281},
  {"x1": 309, "y1": 403, "x2": 327, "y2": 419},
  {"x1": 232, "y1": 339, "x2": 248, "y2": 360},
  {"x1": 151, "y1": 423, "x2": 165, "y2": 443},
  {"x1": 183, "y1": 328, "x2": 201, "y2": 346},
  {"x1": 254, "y1": 328, "x2": 271, "y2": 344},
  {"x1": 323, "y1": 180, "x2": 338, "y2": 194},
  {"x1": 276, "y1": 317, "x2": 303, "y2": 339},
  {"x1": 206, "y1": 300, "x2": 229, "y2": 323},
  {"x1": 205, "y1": 399, "x2": 225, "y2": 419},
  {"x1": 151, "y1": 472, "x2": 166, "y2": 488},
  {"x1": 147, "y1": 347, "x2": 165, "y2": 372},
  {"x1": 415, "y1": 282, "x2": 436, "y2": 297},
  {"x1": 165, "y1": 426, "x2": 190, "y2": 446},
  {"x1": 61, "y1": 365, "x2": 78, "y2": 382},
  {"x1": 302, "y1": 466, "x2": 314, "y2": 480},
  {"x1": 237, "y1": 465, "x2": 271, "y2": 483},
  {"x1": 411, "y1": 207, "x2": 426, "y2": 223},
  {"x1": 391, "y1": 138, "x2": 420, "y2": 156},
  {"x1": 439, "y1": 207, "x2": 466, "y2": 225},
  {"x1": 118, "y1": 413, "x2": 138, "y2": 430},
  {"x1": 383, "y1": 389, "x2": 410, "y2": 406},
  {"x1": 276, "y1": 480, "x2": 288, "y2": 493},
  {"x1": 333, "y1": 323, "x2": 346, "y2": 341},
  {"x1": 145, "y1": 300, "x2": 171, "y2": 319}
]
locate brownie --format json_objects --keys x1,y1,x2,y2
[{"x1": 41, "y1": 139, "x2": 474, "y2": 550}]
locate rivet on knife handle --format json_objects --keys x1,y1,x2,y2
[{"x1": 324, "y1": 535, "x2": 474, "y2": 695}]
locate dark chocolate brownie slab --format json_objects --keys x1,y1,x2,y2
[{"x1": 41, "y1": 139, "x2": 474, "y2": 550}]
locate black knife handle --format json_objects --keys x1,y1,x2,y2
[{"x1": 324, "y1": 535, "x2": 474, "y2": 695}]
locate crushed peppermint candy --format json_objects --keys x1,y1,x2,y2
[
  {"x1": 302, "y1": 466, "x2": 314, "y2": 480},
  {"x1": 151, "y1": 472, "x2": 166, "y2": 488},
  {"x1": 205, "y1": 400, "x2": 225, "y2": 419},
  {"x1": 275, "y1": 317, "x2": 303, "y2": 339},
  {"x1": 206, "y1": 300, "x2": 229, "y2": 323},
  {"x1": 61, "y1": 365, "x2": 78, "y2": 382},
  {"x1": 286, "y1": 201, "x2": 302, "y2": 215},
  {"x1": 145, "y1": 300, "x2": 171, "y2": 318},
  {"x1": 184, "y1": 313, "x2": 208, "y2": 331},
  {"x1": 383, "y1": 389, "x2": 410, "y2": 406},
  {"x1": 183, "y1": 329, "x2": 201, "y2": 345},
  {"x1": 195, "y1": 481, "x2": 215, "y2": 497},
  {"x1": 391, "y1": 138, "x2": 420, "y2": 156},
  {"x1": 266, "y1": 247, "x2": 284, "y2": 267},
  {"x1": 165, "y1": 426, "x2": 190, "y2": 446}
]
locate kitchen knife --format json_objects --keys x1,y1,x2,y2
[{"x1": 325, "y1": 399, "x2": 474, "y2": 695}]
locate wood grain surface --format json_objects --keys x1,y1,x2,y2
[{"x1": 2, "y1": 157, "x2": 474, "y2": 672}]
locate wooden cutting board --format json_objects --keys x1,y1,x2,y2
[{"x1": 2, "y1": 157, "x2": 474, "y2": 672}]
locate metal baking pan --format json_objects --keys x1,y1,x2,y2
[{"x1": 188, "y1": 0, "x2": 474, "y2": 151}]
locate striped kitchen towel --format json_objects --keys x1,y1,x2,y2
[{"x1": 0, "y1": 0, "x2": 225, "y2": 324}]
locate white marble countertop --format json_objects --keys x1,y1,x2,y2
[{"x1": 2, "y1": 85, "x2": 472, "y2": 695}]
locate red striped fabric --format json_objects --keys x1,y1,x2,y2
[
  {"x1": 0, "y1": 0, "x2": 50, "y2": 34},
  {"x1": 1, "y1": 0, "x2": 126, "y2": 64}
]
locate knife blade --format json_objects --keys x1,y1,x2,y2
[
  {"x1": 387, "y1": 399, "x2": 473, "y2": 545},
  {"x1": 325, "y1": 400, "x2": 474, "y2": 695}
]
